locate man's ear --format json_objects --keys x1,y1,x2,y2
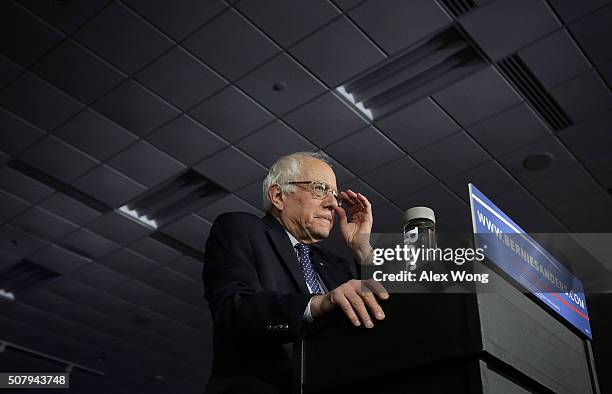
[{"x1": 268, "y1": 184, "x2": 284, "y2": 211}]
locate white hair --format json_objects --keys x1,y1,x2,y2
[{"x1": 262, "y1": 151, "x2": 333, "y2": 212}]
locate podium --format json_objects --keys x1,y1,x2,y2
[{"x1": 295, "y1": 267, "x2": 600, "y2": 394}]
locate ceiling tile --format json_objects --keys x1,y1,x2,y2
[
  {"x1": 183, "y1": 9, "x2": 279, "y2": 80},
  {"x1": 550, "y1": 71, "x2": 612, "y2": 122},
  {"x1": 290, "y1": 16, "x2": 386, "y2": 86},
  {"x1": 100, "y1": 248, "x2": 159, "y2": 277},
  {"x1": 0, "y1": 249, "x2": 20, "y2": 270},
  {"x1": 128, "y1": 236, "x2": 181, "y2": 264},
  {"x1": 173, "y1": 280, "x2": 207, "y2": 308},
  {"x1": 436, "y1": 210, "x2": 473, "y2": 233},
  {"x1": 284, "y1": 92, "x2": 368, "y2": 146},
  {"x1": 33, "y1": 39, "x2": 124, "y2": 104},
  {"x1": 70, "y1": 262, "x2": 130, "y2": 291},
  {"x1": 197, "y1": 194, "x2": 262, "y2": 222},
  {"x1": 237, "y1": 0, "x2": 339, "y2": 47},
  {"x1": 325, "y1": 126, "x2": 404, "y2": 174},
  {"x1": 19, "y1": 0, "x2": 110, "y2": 34},
  {"x1": 584, "y1": 152, "x2": 612, "y2": 188},
  {"x1": 113, "y1": 279, "x2": 167, "y2": 307},
  {"x1": 165, "y1": 255, "x2": 203, "y2": 281},
  {"x1": 39, "y1": 192, "x2": 101, "y2": 226},
  {"x1": 519, "y1": 30, "x2": 592, "y2": 89},
  {"x1": 189, "y1": 85, "x2": 274, "y2": 142},
  {"x1": 323, "y1": 154, "x2": 356, "y2": 184},
  {"x1": 598, "y1": 61, "x2": 612, "y2": 86},
  {"x1": 29, "y1": 244, "x2": 91, "y2": 275},
  {"x1": 569, "y1": 4, "x2": 612, "y2": 65},
  {"x1": 106, "y1": 141, "x2": 186, "y2": 188},
  {"x1": 151, "y1": 296, "x2": 208, "y2": 329},
  {"x1": 71, "y1": 164, "x2": 146, "y2": 208},
  {"x1": 58, "y1": 227, "x2": 120, "y2": 260},
  {"x1": 362, "y1": 156, "x2": 437, "y2": 199},
  {"x1": 332, "y1": 0, "x2": 365, "y2": 10},
  {"x1": 19, "y1": 136, "x2": 98, "y2": 183},
  {"x1": 468, "y1": 103, "x2": 552, "y2": 157},
  {"x1": 87, "y1": 212, "x2": 153, "y2": 246},
  {"x1": 0, "y1": 1, "x2": 64, "y2": 66},
  {"x1": 459, "y1": 0, "x2": 560, "y2": 61},
  {"x1": 376, "y1": 98, "x2": 460, "y2": 153},
  {"x1": 350, "y1": 0, "x2": 450, "y2": 54},
  {"x1": 193, "y1": 147, "x2": 268, "y2": 191},
  {"x1": 11, "y1": 206, "x2": 77, "y2": 242},
  {"x1": 146, "y1": 115, "x2": 227, "y2": 165},
  {"x1": 0, "y1": 72, "x2": 84, "y2": 131},
  {"x1": 548, "y1": 0, "x2": 611, "y2": 23},
  {"x1": 75, "y1": 2, "x2": 172, "y2": 74},
  {"x1": 0, "y1": 166, "x2": 54, "y2": 204},
  {"x1": 234, "y1": 179, "x2": 266, "y2": 212},
  {"x1": 558, "y1": 110, "x2": 612, "y2": 161},
  {"x1": 55, "y1": 109, "x2": 137, "y2": 161},
  {"x1": 525, "y1": 166, "x2": 602, "y2": 207},
  {"x1": 0, "y1": 107, "x2": 45, "y2": 156},
  {"x1": 445, "y1": 161, "x2": 520, "y2": 199},
  {"x1": 498, "y1": 136, "x2": 579, "y2": 183},
  {"x1": 370, "y1": 202, "x2": 403, "y2": 232},
  {"x1": 393, "y1": 183, "x2": 466, "y2": 216},
  {"x1": 0, "y1": 312, "x2": 88, "y2": 364},
  {"x1": 136, "y1": 47, "x2": 226, "y2": 110},
  {"x1": 124, "y1": 0, "x2": 226, "y2": 41},
  {"x1": 512, "y1": 209, "x2": 565, "y2": 233},
  {"x1": 236, "y1": 121, "x2": 316, "y2": 166},
  {"x1": 412, "y1": 131, "x2": 490, "y2": 179},
  {"x1": 0, "y1": 190, "x2": 29, "y2": 223},
  {"x1": 237, "y1": 53, "x2": 326, "y2": 116},
  {"x1": 433, "y1": 67, "x2": 522, "y2": 127},
  {"x1": 338, "y1": 178, "x2": 388, "y2": 207},
  {"x1": 94, "y1": 80, "x2": 180, "y2": 137},
  {"x1": 161, "y1": 214, "x2": 211, "y2": 251},
  {"x1": 140, "y1": 266, "x2": 195, "y2": 296},
  {"x1": 0, "y1": 54, "x2": 23, "y2": 88},
  {"x1": 549, "y1": 192, "x2": 612, "y2": 232},
  {"x1": 0, "y1": 151, "x2": 8, "y2": 167},
  {"x1": 0, "y1": 225, "x2": 47, "y2": 258}
]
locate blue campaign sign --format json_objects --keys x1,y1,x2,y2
[{"x1": 468, "y1": 183, "x2": 592, "y2": 339}]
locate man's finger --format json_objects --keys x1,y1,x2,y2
[
  {"x1": 345, "y1": 288, "x2": 374, "y2": 328},
  {"x1": 334, "y1": 205, "x2": 348, "y2": 225},
  {"x1": 359, "y1": 290, "x2": 385, "y2": 320},
  {"x1": 363, "y1": 279, "x2": 390, "y2": 300},
  {"x1": 356, "y1": 193, "x2": 372, "y2": 213},
  {"x1": 331, "y1": 292, "x2": 361, "y2": 327}
]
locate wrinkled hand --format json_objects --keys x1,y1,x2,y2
[
  {"x1": 334, "y1": 190, "x2": 373, "y2": 262},
  {"x1": 310, "y1": 279, "x2": 389, "y2": 328}
]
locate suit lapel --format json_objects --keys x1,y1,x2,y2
[
  {"x1": 262, "y1": 214, "x2": 310, "y2": 293},
  {"x1": 309, "y1": 245, "x2": 336, "y2": 290}
]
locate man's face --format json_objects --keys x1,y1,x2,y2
[{"x1": 278, "y1": 159, "x2": 339, "y2": 243}]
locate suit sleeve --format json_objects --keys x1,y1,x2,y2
[{"x1": 203, "y1": 214, "x2": 312, "y2": 343}]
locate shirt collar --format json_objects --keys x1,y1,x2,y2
[{"x1": 285, "y1": 230, "x2": 300, "y2": 248}]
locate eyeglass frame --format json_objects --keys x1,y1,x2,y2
[{"x1": 281, "y1": 181, "x2": 343, "y2": 207}]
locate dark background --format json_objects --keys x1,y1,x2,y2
[{"x1": 0, "y1": 0, "x2": 611, "y2": 393}]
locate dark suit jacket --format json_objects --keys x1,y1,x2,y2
[{"x1": 203, "y1": 212, "x2": 357, "y2": 393}]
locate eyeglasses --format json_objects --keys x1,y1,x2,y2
[{"x1": 284, "y1": 181, "x2": 343, "y2": 206}]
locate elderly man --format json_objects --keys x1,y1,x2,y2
[{"x1": 203, "y1": 151, "x2": 388, "y2": 394}]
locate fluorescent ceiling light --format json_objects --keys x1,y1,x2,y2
[
  {"x1": 118, "y1": 205, "x2": 158, "y2": 229},
  {"x1": 336, "y1": 86, "x2": 374, "y2": 121}
]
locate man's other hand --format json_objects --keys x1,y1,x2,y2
[{"x1": 310, "y1": 279, "x2": 389, "y2": 328}]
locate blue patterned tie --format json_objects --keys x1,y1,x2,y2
[{"x1": 295, "y1": 243, "x2": 324, "y2": 295}]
